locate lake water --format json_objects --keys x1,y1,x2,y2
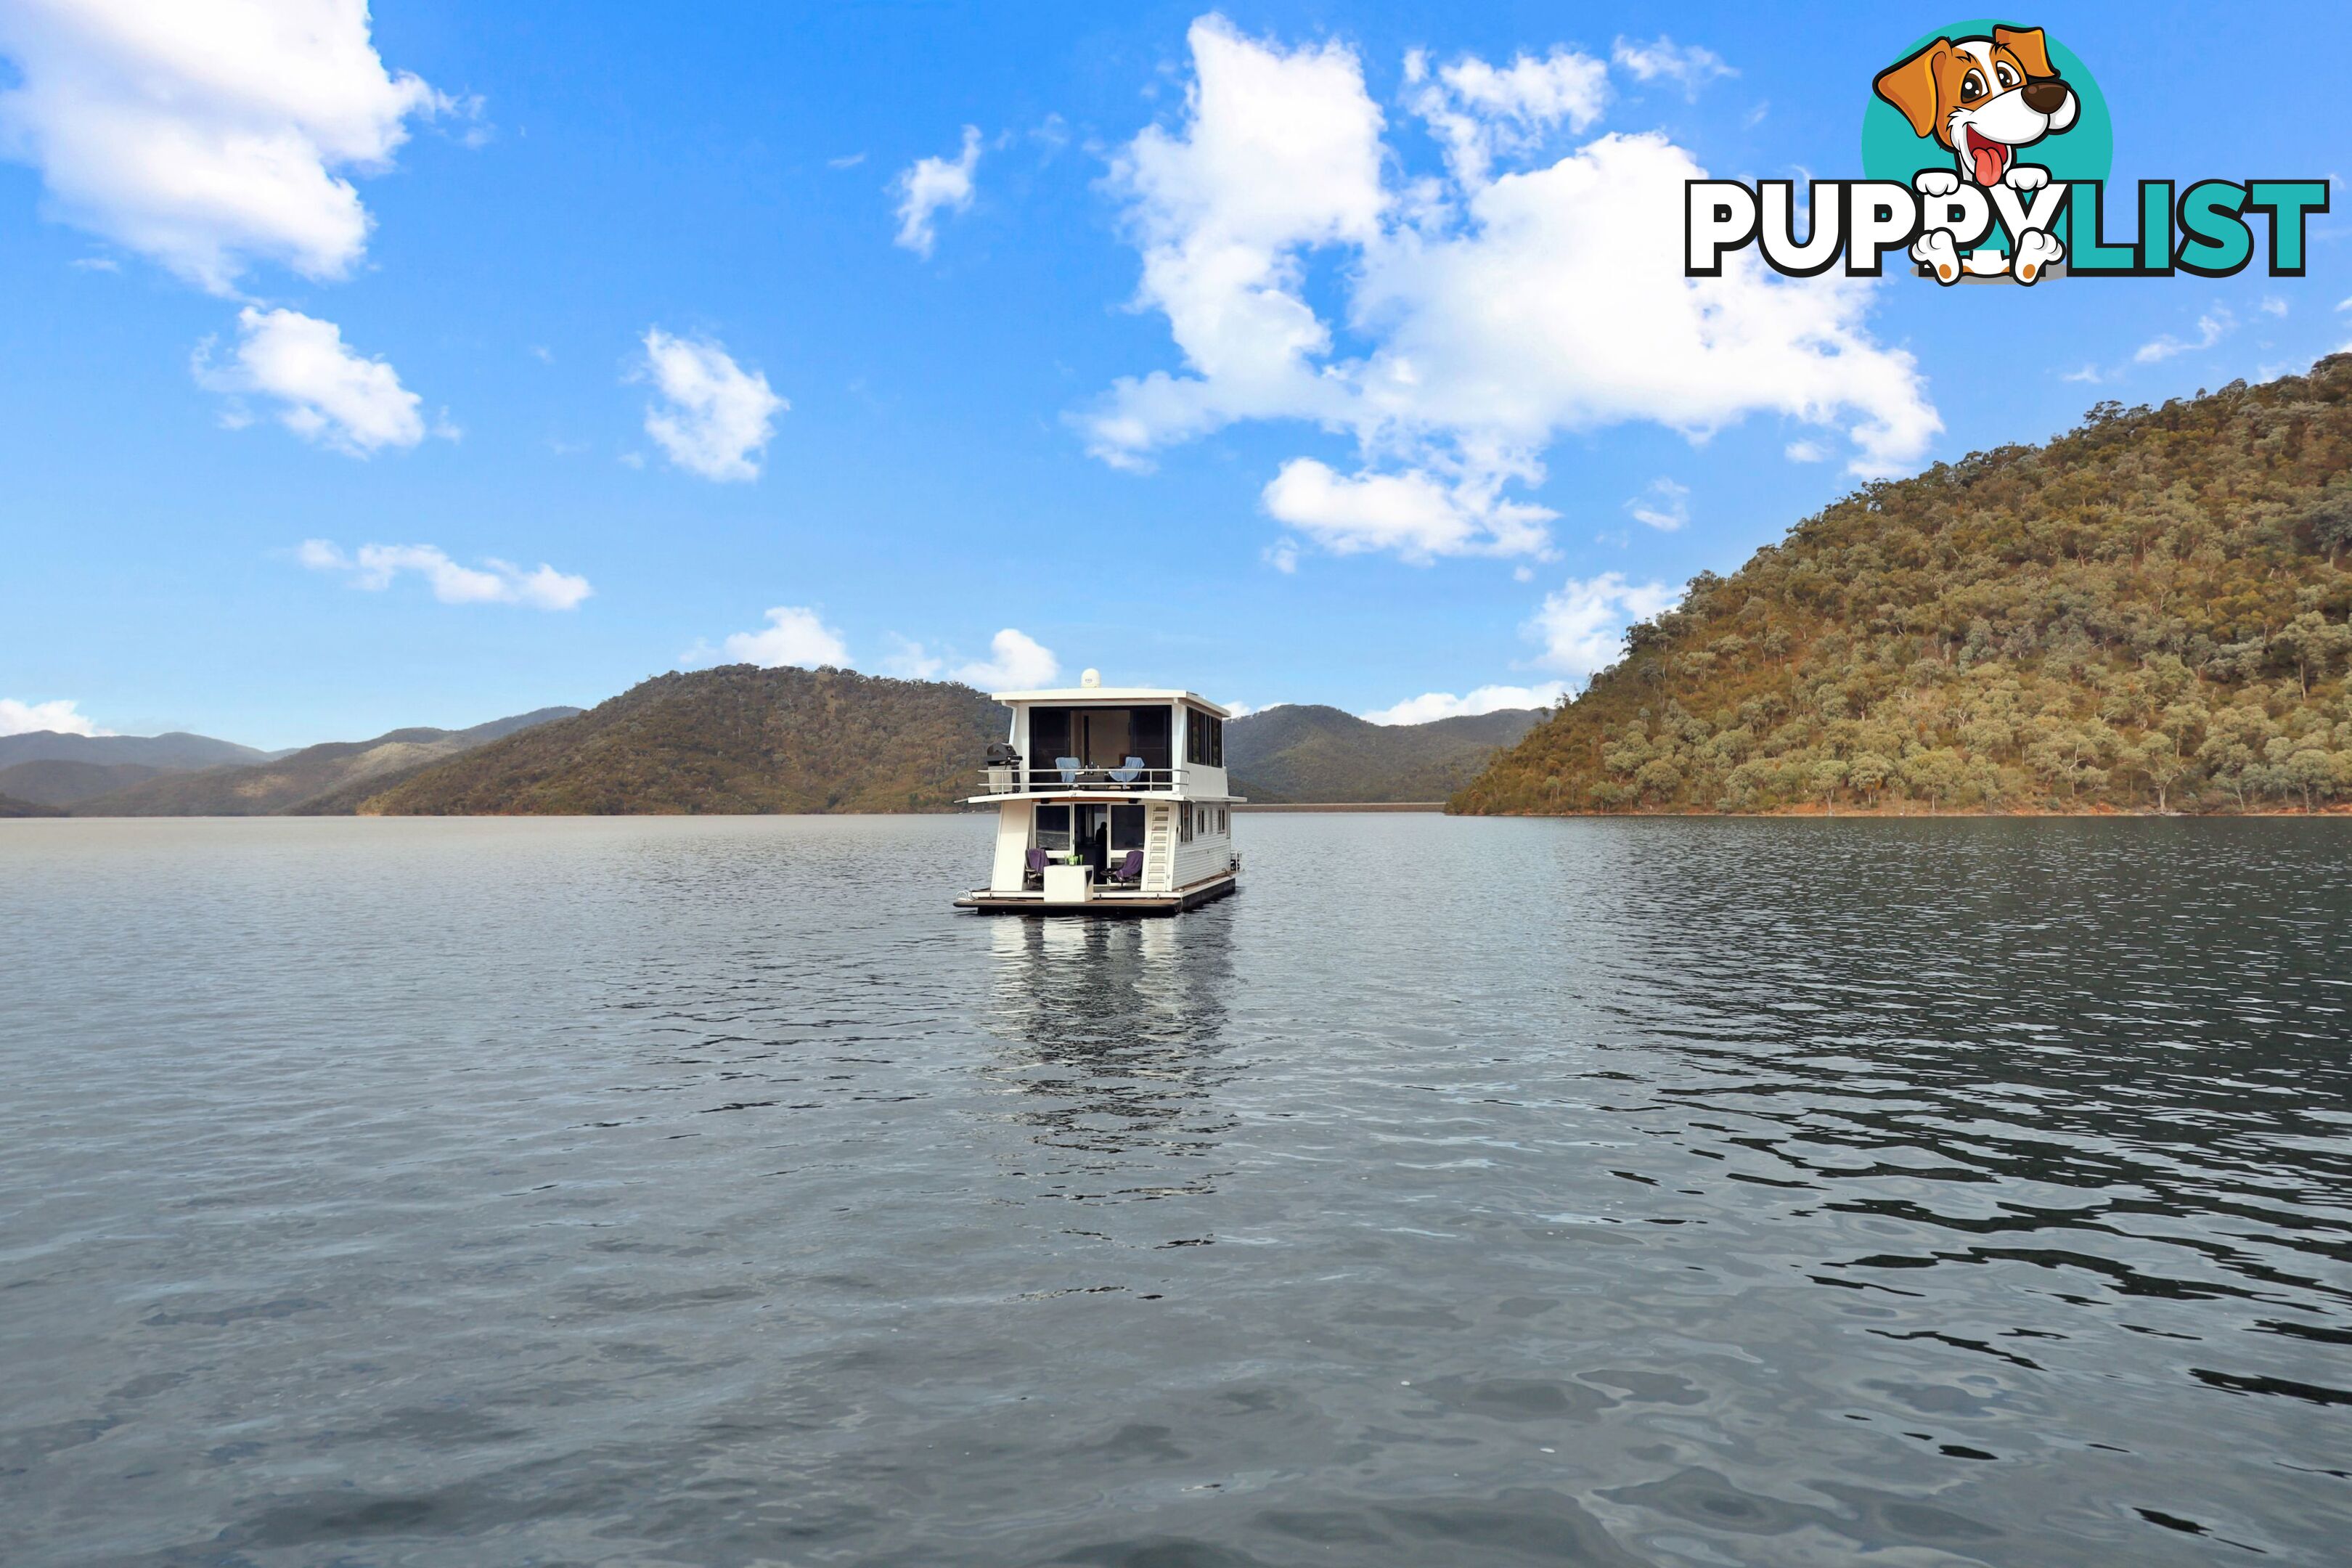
[{"x1": 3, "y1": 814, "x2": 2348, "y2": 1567}]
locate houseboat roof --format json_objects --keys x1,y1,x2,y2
[{"x1": 990, "y1": 686, "x2": 1233, "y2": 718}]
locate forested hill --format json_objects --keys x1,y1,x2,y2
[
  {"x1": 1456, "y1": 357, "x2": 2352, "y2": 816},
  {"x1": 360, "y1": 665, "x2": 1004, "y2": 814}
]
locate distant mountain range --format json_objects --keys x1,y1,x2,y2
[
  {"x1": 0, "y1": 730, "x2": 273, "y2": 771},
  {"x1": 362, "y1": 666, "x2": 1001, "y2": 814},
  {"x1": 0, "y1": 759, "x2": 176, "y2": 807},
  {"x1": 1, "y1": 682, "x2": 1543, "y2": 819},
  {"x1": 0, "y1": 709, "x2": 581, "y2": 815},
  {"x1": 1226, "y1": 703, "x2": 1544, "y2": 802}
]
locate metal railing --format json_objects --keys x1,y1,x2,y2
[{"x1": 975, "y1": 761, "x2": 1199, "y2": 794}]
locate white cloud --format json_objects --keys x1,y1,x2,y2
[
  {"x1": 697, "y1": 605, "x2": 850, "y2": 669},
  {"x1": 1625, "y1": 476, "x2": 1689, "y2": 531},
  {"x1": 0, "y1": 0, "x2": 446, "y2": 293},
  {"x1": 1263, "y1": 539, "x2": 1301, "y2": 573},
  {"x1": 1530, "y1": 571, "x2": 1678, "y2": 679},
  {"x1": 1362, "y1": 683, "x2": 1565, "y2": 724},
  {"x1": 1083, "y1": 19, "x2": 1937, "y2": 565},
  {"x1": 2135, "y1": 307, "x2": 2234, "y2": 364},
  {"x1": 639, "y1": 329, "x2": 785, "y2": 481},
  {"x1": 2059, "y1": 364, "x2": 2104, "y2": 385},
  {"x1": 194, "y1": 306, "x2": 442, "y2": 456},
  {"x1": 1610, "y1": 36, "x2": 1735, "y2": 99},
  {"x1": 0, "y1": 696, "x2": 108, "y2": 737},
  {"x1": 829, "y1": 151, "x2": 867, "y2": 169},
  {"x1": 1784, "y1": 438, "x2": 1828, "y2": 461},
  {"x1": 1087, "y1": 16, "x2": 1386, "y2": 468},
  {"x1": 1262, "y1": 457, "x2": 1553, "y2": 561},
  {"x1": 952, "y1": 628, "x2": 1059, "y2": 690},
  {"x1": 880, "y1": 633, "x2": 945, "y2": 679},
  {"x1": 299, "y1": 539, "x2": 591, "y2": 610},
  {"x1": 893, "y1": 124, "x2": 980, "y2": 256},
  {"x1": 1406, "y1": 44, "x2": 1608, "y2": 187}
]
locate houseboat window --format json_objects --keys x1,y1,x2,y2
[
  {"x1": 1216, "y1": 807, "x2": 1227, "y2": 833},
  {"x1": 1177, "y1": 804, "x2": 1192, "y2": 844},
  {"x1": 1132, "y1": 706, "x2": 1172, "y2": 769},
  {"x1": 1184, "y1": 708, "x2": 1223, "y2": 767},
  {"x1": 1029, "y1": 706, "x2": 1173, "y2": 778},
  {"x1": 1111, "y1": 804, "x2": 1146, "y2": 851},
  {"x1": 1029, "y1": 708, "x2": 1071, "y2": 767},
  {"x1": 1034, "y1": 804, "x2": 1071, "y2": 850}
]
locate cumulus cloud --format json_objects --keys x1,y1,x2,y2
[
  {"x1": 2135, "y1": 307, "x2": 2235, "y2": 364},
  {"x1": 893, "y1": 125, "x2": 980, "y2": 256},
  {"x1": 1406, "y1": 44, "x2": 1608, "y2": 187},
  {"x1": 1262, "y1": 458, "x2": 1553, "y2": 561},
  {"x1": 1084, "y1": 17, "x2": 1935, "y2": 564},
  {"x1": 1361, "y1": 683, "x2": 1565, "y2": 725},
  {"x1": 952, "y1": 628, "x2": 1060, "y2": 690},
  {"x1": 299, "y1": 539, "x2": 591, "y2": 609},
  {"x1": 694, "y1": 605, "x2": 851, "y2": 669},
  {"x1": 1530, "y1": 571, "x2": 1678, "y2": 679},
  {"x1": 880, "y1": 633, "x2": 945, "y2": 679},
  {"x1": 1610, "y1": 36, "x2": 1735, "y2": 99},
  {"x1": 682, "y1": 618, "x2": 1060, "y2": 686},
  {"x1": 0, "y1": 696, "x2": 108, "y2": 737},
  {"x1": 196, "y1": 306, "x2": 442, "y2": 456},
  {"x1": 0, "y1": 0, "x2": 446, "y2": 293},
  {"x1": 639, "y1": 329, "x2": 786, "y2": 481},
  {"x1": 1625, "y1": 477, "x2": 1689, "y2": 531}
]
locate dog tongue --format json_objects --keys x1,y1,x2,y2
[{"x1": 1970, "y1": 139, "x2": 2006, "y2": 186}]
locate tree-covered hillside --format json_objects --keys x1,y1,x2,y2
[
  {"x1": 1458, "y1": 358, "x2": 2352, "y2": 816},
  {"x1": 362, "y1": 665, "x2": 1004, "y2": 814}
]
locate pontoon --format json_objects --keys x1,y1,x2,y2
[{"x1": 955, "y1": 671, "x2": 1240, "y2": 915}]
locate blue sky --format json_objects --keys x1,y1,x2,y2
[{"x1": 1, "y1": 1, "x2": 2346, "y2": 749}]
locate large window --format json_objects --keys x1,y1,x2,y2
[
  {"x1": 1184, "y1": 707, "x2": 1223, "y2": 768},
  {"x1": 1029, "y1": 706, "x2": 1173, "y2": 783},
  {"x1": 1111, "y1": 804, "x2": 1146, "y2": 851},
  {"x1": 1034, "y1": 804, "x2": 1071, "y2": 849},
  {"x1": 1030, "y1": 708, "x2": 1070, "y2": 769}
]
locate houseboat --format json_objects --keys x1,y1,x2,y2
[{"x1": 955, "y1": 671, "x2": 1241, "y2": 915}]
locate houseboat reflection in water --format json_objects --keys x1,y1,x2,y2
[{"x1": 977, "y1": 912, "x2": 1238, "y2": 1184}]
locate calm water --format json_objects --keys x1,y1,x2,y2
[{"x1": 3, "y1": 814, "x2": 2348, "y2": 1567}]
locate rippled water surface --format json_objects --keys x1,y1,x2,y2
[{"x1": 4, "y1": 814, "x2": 2349, "y2": 1567}]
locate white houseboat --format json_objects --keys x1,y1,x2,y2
[{"x1": 955, "y1": 671, "x2": 1241, "y2": 915}]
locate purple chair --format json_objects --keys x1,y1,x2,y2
[
  {"x1": 1024, "y1": 847, "x2": 1049, "y2": 888},
  {"x1": 1111, "y1": 849, "x2": 1143, "y2": 885}
]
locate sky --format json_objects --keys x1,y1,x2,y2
[{"x1": 1, "y1": 1, "x2": 2347, "y2": 749}]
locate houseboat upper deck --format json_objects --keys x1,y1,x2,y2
[{"x1": 954, "y1": 671, "x2": 1241, "y2": 915}]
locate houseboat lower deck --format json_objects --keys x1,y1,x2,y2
[{"x1": 953, "y1": 868, "x2": 1238, "y2": 917}]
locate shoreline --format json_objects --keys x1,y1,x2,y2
[{"x1": 1459, "y1": 801, "x2": 2352, "y2": 820}]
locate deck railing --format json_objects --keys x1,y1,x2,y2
[{"x1": 976, "y1": 762, "x2": 1193, "y2": 795}]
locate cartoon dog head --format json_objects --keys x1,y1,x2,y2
[{"x1": 1874, "y1": 25, "x2": 2078, "y2": 187}]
